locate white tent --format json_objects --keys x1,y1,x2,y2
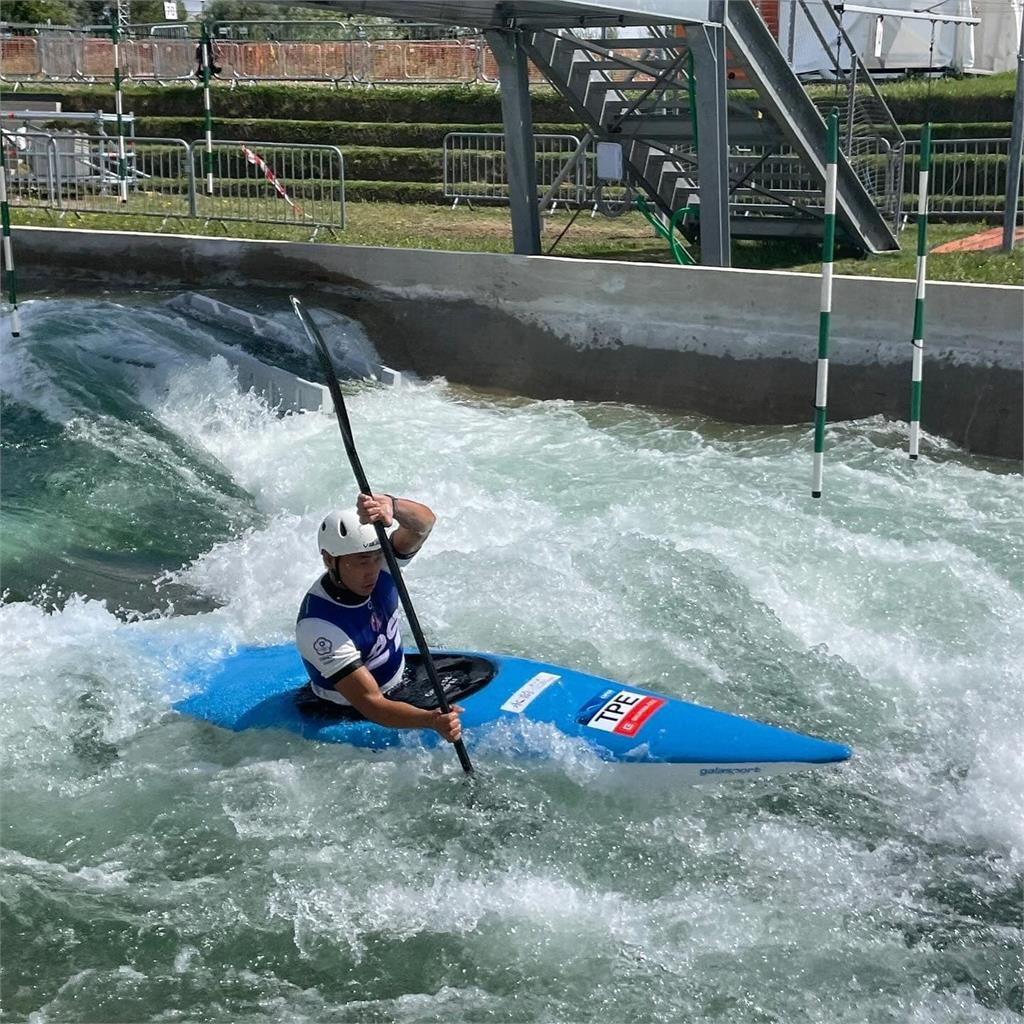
[
  {"x1": 969, "y1": 0, "x2": 1023, "y2": 71},
  {"x1": 778, "y1": 0, "x2": 1022, "y2": 74}
]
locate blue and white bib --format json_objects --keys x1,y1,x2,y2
[{"x1": 296, "y1": 570, "x2": 405, "y2": 704}]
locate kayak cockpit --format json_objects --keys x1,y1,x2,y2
[{"x1": 294, "y1": 653, "x2": 498, "y2": 722}]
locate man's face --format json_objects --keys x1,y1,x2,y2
[{"x1": 325, "y1": 549, "x2": 385, "y2": 596}]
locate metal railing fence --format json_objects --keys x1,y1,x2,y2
[
  {"x1": 442, "y1": 133, "x2": 1015, "y2": 228},
  {"x1": 444, "y1": 132, "x2": 588, "y2": 206},
  {"x1": 849, "y1": 135, "x2": 903, "y2": 225},
  {"x1": 1, "y1": 130, "x2": 62, "y2": 205},
  {"x1": 1, "y1": 30, "x2": 498, "y2": 84},
  {"x1": 904, "y1": 137, "x2": 1019, "y2": 220},
  {"x1": 0, "y1": 11, "x2": 904, "y2": 88},
  {"x1": 1, "y1": 130, "x2": 344, "y2": 231},
  {"x1": 2, "y1": 130, "x2": 193, "y2": 217},
  {"x1": 192, "y1": 140, "x2": 345, "y2": 229},
  {"x1": 0, "y1": 25, "x2": 547, "y2": 84},
  {"x1": 478, "y1": 44, "x2": 549, "y2": 84}
]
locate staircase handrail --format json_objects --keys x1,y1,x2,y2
[{"x1": 804, "y1": 0, "x2": 905, "y2": 148}]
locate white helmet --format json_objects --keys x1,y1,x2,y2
[{"x1": 318, "y1": 508, "x2": 395, "y2": 558}]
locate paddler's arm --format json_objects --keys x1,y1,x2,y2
[
  {"x1": 335, "y1": 665, "x2": 463, "y2": 742},
  {"x1": 356, "y1": 493, "x2": 435, "y2": 556}
]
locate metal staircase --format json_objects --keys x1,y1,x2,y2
[{"x1": 524, "y1": 1, "x2": 904, "y2": 252}]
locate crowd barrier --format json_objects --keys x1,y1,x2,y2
[
  {"x1": 443, "y1": 133, "x2": 589, "y2": 207},
  {"x1": 1, "y1": 130, "x2": 192, "y2": 217},
  {"x1": 1, "y1": 129, "x2": 344, "y2": 231},
  {"x1": 444, "y1": 132, "x2": 1010, "y2": 223},
  {"x1": 4, "y1": 123, "x2": 1010, "y2": 229},
  {"x1": 0, "y1": 5, "x2": 803, "y2": 87},
  {"x1": 194, "y1": 139, "x2": 345, "y2": 229},
  {"x1": 0, "y1": 30, "x2": 536, "y2": 84},
  {"x1": 905, "y1": 137, "x2": 1018, "y2": 219}
]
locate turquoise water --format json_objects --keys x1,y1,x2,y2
[{"x1": 1, "y1": 296, "x2": 1021, "y2": 1023}]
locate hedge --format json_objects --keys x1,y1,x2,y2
[
  {"x1": 904, "y1": 152, "x2": 1011, "y2": 194},
  {"x1": 48, "y1": 74, "x2": 1017, "y2": 126},
  {"x1": 344, "y1": 180, "x2": 445, "y2": 203},
  {"x1": 54, "y1": 83, "x2": 570, "y2": 123},
  {"x1": 135, "y1": 116, "x2": 582, "y2": 147}
]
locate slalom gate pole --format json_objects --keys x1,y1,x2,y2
[
  {"x1": 201, "y1": 22, "x2": 214, "y2": 196},
  {"x1": 0, "y1": 134, "x2": 20, "y2": 338},
  {"x1": 908, "y1": 122, "x2": 932, "y2": 460},
  {"x1": 111, "y1": 15, "x2": 128, "y2": 203},
  {"x1": 811, "y1": 109, "x2": 839, "y2": 499}
]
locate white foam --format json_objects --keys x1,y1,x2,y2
[{"x1": 4, "y1": 302, "x2": 1021, "y2": 1022}]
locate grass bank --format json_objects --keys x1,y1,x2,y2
[{"x1": 12, "y1": 202, "x2": 1022, "y2": 285}]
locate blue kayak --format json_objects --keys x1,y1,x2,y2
[{"x1": 176, "y1": 645, "x2": 851, "y2": 781}]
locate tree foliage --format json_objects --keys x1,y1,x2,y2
[
  {"x1": 4, "y1": 0, "x2": 457, "y2": 35},
  {"x1": 3, "y1": 0, "x2": 184, "y2": 27},
  {"x1": 198, "y1": 3, "x2": 463, "y2": 40},
  {"x1": 3, "y1": 0, "x2": 79, "y2": 26}
]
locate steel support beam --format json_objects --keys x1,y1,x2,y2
[
  {"x1": 689, "y1": 2, "x2": 732, "y2": 267},
  {"x1": 485, "y1": 28, "x2": 542, "y2": 256},
  {"x1": 1002, "y1": 16, "x2": 1024, "y2": 252}
]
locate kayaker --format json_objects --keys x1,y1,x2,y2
[{"x1": 296, "y1": 493, "x2": 464, "y2": 743}]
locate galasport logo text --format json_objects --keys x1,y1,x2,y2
[{"x1": 585, "y1": 690, "x2": 665, "y2": 736}]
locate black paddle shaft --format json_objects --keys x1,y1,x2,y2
[{"x1": 290, "y1": 297, "x2": 473, "y2": 774}]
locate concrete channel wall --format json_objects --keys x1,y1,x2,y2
[{"x1": 14, "y1": 227, "x2": 1023, "y2": 459}]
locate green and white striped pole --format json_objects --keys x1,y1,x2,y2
[
  {"x1": 812, "y1": 109, "x2": 839, "y2": 499},
  {"x1": 908, "y1": 122, "x2": 932, "y2": 460},
  {"x1": 0, "y1": 133, "x2": 20, "y2": 338},
  {"x1": 200, "y1": 22, "x2": 214, "y2": 196},
  {"x1": 111, "y1": 15, "x2": 129, "y2": 203}
]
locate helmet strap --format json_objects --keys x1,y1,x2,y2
[{"x1": 328, "y1": 556, "x2": 344, "y2": 586}]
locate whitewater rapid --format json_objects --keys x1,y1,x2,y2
[{"x1": 1, "y1": 296, "x2": 1021, "y2": 1023}]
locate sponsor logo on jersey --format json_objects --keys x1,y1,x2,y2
[
  {"x1": 578, "y1": 688, "x2": 665, "y2": 736},
  {"x1": 500, "y1": 672, "x2": 560, "y2": 714},
  {"x1": 313, "y1": 636, "x2": 333, "y2": 655}
]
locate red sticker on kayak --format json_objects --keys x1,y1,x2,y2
[{"x1": 581, "y1": 689, "x2": 665, "y2": 736}]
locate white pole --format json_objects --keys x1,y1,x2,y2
[
  {"x1": 812, "y1": 110, "x2": 839, "y2": 499},
  {"x1": 201, "y1": 23, "x2": 214, "y2": 196},
  {"x1": 112, "y1": 18, "x2": 129, "y2": 203},
  {"x1": 0, "y1": 133, "x2": 20, "y2": 337},
  {"x1": 908, "y1": 123, "x2": 931, "y2": 460}
]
